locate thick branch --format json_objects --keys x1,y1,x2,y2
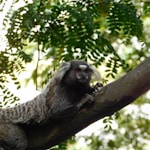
[{"x1": 25, "y1": 57, "x2": 150, "y2": 150}]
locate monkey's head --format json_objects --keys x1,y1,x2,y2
[{"x1": 58, "y1": 60, "x2": 99, "y2": 89}]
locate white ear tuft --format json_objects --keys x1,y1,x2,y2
[{"x1": 89, "y1": 65, "x2": 101, "y2": 81}]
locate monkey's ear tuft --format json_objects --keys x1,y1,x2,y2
[
  {"x1": 89, "y1": 65, "x2": 101, "y2": 81},
  {"x1": 54, "y1": 62, "x2": 71, "y2": 82}
]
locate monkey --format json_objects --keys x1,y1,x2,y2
[{"x1": 0, "y1": 60, "x2": 102, "y2": 150}]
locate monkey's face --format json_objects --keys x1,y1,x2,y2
[
  {"x1": 75, "y1": 64, "x2": 92, "y2": 83},
  {"x1": 62, "y1": 61, "x2": 93, "y2": 88}
]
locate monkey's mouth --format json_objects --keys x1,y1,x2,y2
[
  {"x1": 77, "y1": 76, "x2": 88, "y2": 83},
  {"x1": 78, "y1": 79, "x2": 87, "y2": 83}
]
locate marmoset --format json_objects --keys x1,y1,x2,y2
[{"x1": 0, "y1": 60, "x2": 102, "y2": 150}]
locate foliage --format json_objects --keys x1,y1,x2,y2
[
  {"x1": 50, "y1": 142, "x2": 67, "y2": 150},
  {"x1": 107, "y1": 0, "x2": 143, "y2": 39},
  {"x1": 50, "y1": 137, "x2": 76, "y2": 150},
  {"x1": 1, "y1": 0, "x2": 144, "y2": 89},
  {"x1": 0, "y1": 51, "x2": 24, "y2": 106}
]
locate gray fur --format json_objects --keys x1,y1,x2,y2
[{"x1": 0, "y1": 60, "x2": 99, "y2": 150}]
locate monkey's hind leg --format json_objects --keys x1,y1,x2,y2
[{"x1": 0, "y1": 123, "x2": 27, "y2": 150}]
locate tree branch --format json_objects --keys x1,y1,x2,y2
[{"x1": 25, "y1": 57, "x2": 150, "y2": 150}]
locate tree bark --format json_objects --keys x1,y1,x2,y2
[{"x1": 25, "y1": 57, "x2": 150, "y2": 150}]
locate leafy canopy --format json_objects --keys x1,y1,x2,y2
[{"x1": 0, "y1": 0, "x2": 144, "y2": 104}]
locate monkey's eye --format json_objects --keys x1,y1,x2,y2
[
  {"x1": 76, "y1": 68, "x2": 87, "y2": 73},
  {"x1": 85, "y1": 68, "x2": 93, "y2": 73},
  {"x1": 76, "y1": 67, "x2": 91, "y2": 73},
  {"x1": 77, "y1": 68, "x2": 81, "y2": 71},
  {"x1": 85, "y1": 68, "x2": 91, "y2": 72}
]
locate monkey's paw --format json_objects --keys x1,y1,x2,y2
[
  {"x1": 93, "y1": 82, "x2": 103, "y2": 93},
  {"x1": 85, "y1": 93, "x2": 94, "y2": 104},
  {"x1": 77, "y1": 94, "x2": 94, "y2": 108}
]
